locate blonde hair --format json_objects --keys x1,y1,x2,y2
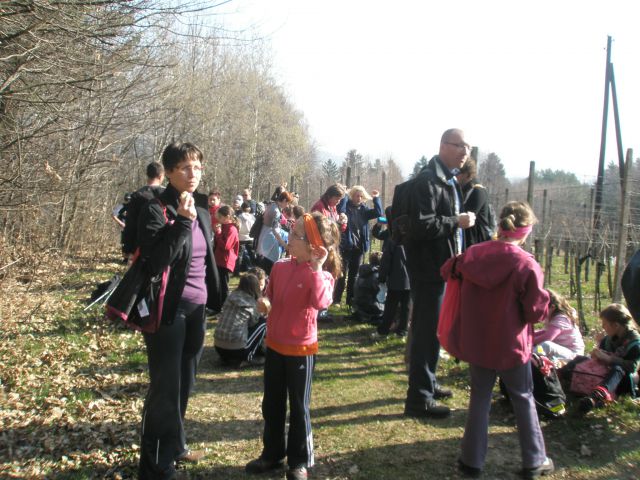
[
  {"x1": 498, "y1": 201, "x2": 537, "y2": 232},
  {"x1": 547, "y1": 289, "x2": 578, "y2": 326},
  {"x1": 348, "y1": 185, "x2": 372, "y2": 204}
]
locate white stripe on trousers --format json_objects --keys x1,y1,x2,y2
[{"x1": 304, "y1": 354, "x2": 314, "y2": 467}]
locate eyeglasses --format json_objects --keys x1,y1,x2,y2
[
  {"x1": 445, "y1": 142, "x2": 471, "y2": 151},
  {"x1": 177, "y1": 165, "x2": 203, "y2": 175}
]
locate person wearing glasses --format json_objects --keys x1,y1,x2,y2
[
  {"x1": 136, "y1": 142, "x2": 222, "y2": 479},
  {"x1": 402, "y1": 128, "x2": 476, "y2": 419}
]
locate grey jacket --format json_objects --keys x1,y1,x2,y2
[{"x1": 214, "y1": 290, "x2": 260, "y2": 350}]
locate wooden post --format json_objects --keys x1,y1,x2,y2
[
  {"x1": 305, "y1": 180, "x2": 310, "y2": 211},
  {"x1": 267, "y1": 182, "x2": 272, "y2": 201},
  {"x1": 526, "y1": 161, "x2": 535, "y2": 207},
  {"x1": 613, "y1": 148, "x2": 633, "y2": 301},
  {"x1": 504, "y1": 188, "x2": 509, "y2": 204},
  {"x1": 610, "y1": 64, "x2": 626, "y2": 188},
  {"x1": 381, "y1": 170, "x2": 387, "y2": 207},
  {"x1": 575, "y1": 255, "x2": 588, "y2": 334},
  {"x1": 594, "y1": 261, "x2": 603, "y2": 313},
  {"x1": 541, "y1": 190, "x2": 548, "y2": 235},
  {"x1": 544, "y1": 243, "x2": 554, "y2": 286},
  {"x1": 290, "y1": 176, "x2": 295, "y2": 193},
  {"x1": 345, "y1": 167, "x2": 351, "y2": 188},
  {"x1": 593, "y1": 35, "x2": 613, "y2": 232}
]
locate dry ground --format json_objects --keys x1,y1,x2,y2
[{"x1": 1, "y1": 250, "x2": 639, "y2": 479}]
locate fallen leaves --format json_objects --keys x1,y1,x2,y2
[{"x1": 0, "y1": 252, "x2": 144, "y2": 478}]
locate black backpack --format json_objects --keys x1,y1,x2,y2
[
  {"x1": 122, "y1": 185, "x2": 164, "y2": 255},
  {"x1": 249, "y1": 210, "x2": 264, "y2": 250},
  {"x1": 390, "y1": 177, "x2": 419, "y2": 242},
  {"x1": 500, "y1": 353, "x2": 566, "y2": 419}
]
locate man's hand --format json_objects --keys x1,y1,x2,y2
[
  {"x1": 371, "y1": 189, "x2": 380, "y2": 198},
  {"x1": 458, "y1": 212, "x2": 476, "y2": 229}
]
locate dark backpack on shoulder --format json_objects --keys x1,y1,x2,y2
[
  {"x1": 122, "y1": 185, "x2": 164, "y2": 255},
  {"x1": 250, "y1": 210, "x2": 264, "y2": 250},
  {"x1": 390, "y1": 177, "x2": 418, "y2": 242},
  {"x1": 622, "y1": 249, "x2": 640, "y2": 321}
]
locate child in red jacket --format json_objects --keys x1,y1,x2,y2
[
  {"x1": 245, "y1": 212, "x2": 341, "y2": 480},
  {"x1": 214, "y1": 205, "x2": 239, "y2": 304}
]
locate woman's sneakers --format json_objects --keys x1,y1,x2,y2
[
  {"x1": 457, "y1": 459, "x2": 481, "y2": 478},
  {"x1": 521, "y1": 457, "x2": 554, "y2": 479}
]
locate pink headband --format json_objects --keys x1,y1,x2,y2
[{"x1": 498, "y1": 224, "x2": 533, "y2": 239}]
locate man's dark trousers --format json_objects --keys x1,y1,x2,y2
[{"x1": 406, "y1": 280, "x2": 445, "y2": 408}]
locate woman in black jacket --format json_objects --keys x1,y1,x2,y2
[{"x1": 137, "y1": 142, "x2": 221, "y2": 479}]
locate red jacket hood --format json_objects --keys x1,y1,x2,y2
[{"x1": 445, "y1": 241, "x2": 535, "y2": 289}]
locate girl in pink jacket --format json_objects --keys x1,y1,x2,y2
[
  {"x1": 246, "y1": 212, "x2": 341, "y2": 480},
  {"x1": 441, "y1": 201, "x2": 554, "y2": 480}
]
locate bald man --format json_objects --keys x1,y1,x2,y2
[{"x1": 402, "y1": 128, "x2": 475, "y2": 418}]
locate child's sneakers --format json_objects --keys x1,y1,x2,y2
[
  {"x1": 579, "y1": 386, "x2": 612, "y2": 414},
  {"x1": 286, "y1": 466, "x2": 308, "y2": 480}
]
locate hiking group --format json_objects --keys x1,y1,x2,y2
[{"x1": 111, "y1": 129, "x2": 640, "y2": 480}]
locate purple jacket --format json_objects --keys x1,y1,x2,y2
[{"x1": 440, "y1": 240, "x2": 549, "y2": 370}]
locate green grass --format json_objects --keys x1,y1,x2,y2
[{"x1": 2, "y1": 250, "x2": 639, "y2": 479}]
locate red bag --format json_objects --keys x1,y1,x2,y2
[{"x1": 438, "y1": 271, "x2": 464, "y2": 359}]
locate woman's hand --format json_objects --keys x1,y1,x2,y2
[
  {"x1": 371, "y1": 189, "x2": 380, "y2": 198},
  {"x1": 177, "y1": 192, "x2": 197, "y2": 220},
  {"x1": 338, "y1": 212, "x2": 348, "y2": 225},
  {"x1": 309, "y1": 245, "x2": 328, "y2": 272}
]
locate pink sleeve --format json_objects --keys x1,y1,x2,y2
[
  {"x1": 533, "y1": 323, "x2": 563, "y2": 344},
  {"x1": 308, "y1": 270, "x2": 335, "y2": 310}
]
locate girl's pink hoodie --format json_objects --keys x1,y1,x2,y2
[{"x1": 265, "y1": 257, "x2": 334, "y2": 356}]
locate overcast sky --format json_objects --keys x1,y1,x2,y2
[{"x1": 216, "y1": 0, "x2": 639, "y2": 181}]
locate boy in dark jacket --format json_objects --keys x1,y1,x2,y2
[
  {"x1": 375, "y1": 216, "x2": 411, "y2": 337},
  {"x1": 351, "y1": 252, "x2": 384, "y2": 324}
]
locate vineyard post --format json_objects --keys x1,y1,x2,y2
[
  {"x1": 613, "y1": 148, "x2": 633, "y2": 301},
  {"x1": 381, "y1": 170, "x2": 387, "y2": 207}
]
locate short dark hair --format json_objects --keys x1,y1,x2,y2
[
  {"x1": 146, "y1": 161, "x2": 164, "y2": 180},
  {"x1": 458, "y1": 158, "x2": 477, "y2": 178},
  {"x1": 161, "y1": 142, "x2": 203, "y2": 172}
]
